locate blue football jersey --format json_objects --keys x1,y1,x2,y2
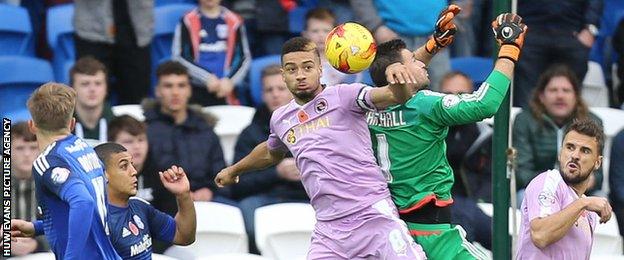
[
  {"x1": 108, "y1": 197, "x2": 176, "y2": 259},
  {"x1": 32, "y1": 135, "x2": 120, "y2": 260}
]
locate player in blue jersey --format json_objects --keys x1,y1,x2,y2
[
  {"x1": 94, "y1": 142, "x2": 196, "y2": 259},
  {"x1": 10, "y1": 83, "x2": 121, "y2": 259}
]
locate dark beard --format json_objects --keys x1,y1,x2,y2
[
  {"x1": 294, "y1": 90, "x2": 316, "y2": 103},
  {"x1": 560, "y1": 168, "x2": 592, "y2": 185}
]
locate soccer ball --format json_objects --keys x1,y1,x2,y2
[{"x1": 325, "y1": 22, "x2": 377, "y2": 74}]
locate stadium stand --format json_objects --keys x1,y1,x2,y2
[
  {"x1": 0, "y1": 56, "x2": 54, "y2": 118},
  {"x1": 450, "y1": 56, "x2": 494, "y2": 89},
  {"x1": 46, "y1": 4, "x2": 75, "y2": 84},
  {"x1": 249, "y1": 55, "x2": 281, "y2": 106},
  {"x1": 111, "y1": 104, "x2": 145, "y2": 121},
  {"x1": 152, "y1": 4, "x2": 195, "y2": 85},
  {"x1": 583, "y1": 61, "x2": 610, "y2": 107},
  {"x1": 203, "y1": 105, "x2": 256, "y2": 165},
  {"x1": 165, "y1": 202, "x2": 248, "y2": 258},
  {"x1": 254, "y1": 203, "x2": 315, "y2": 260},
  {"x1": 0, "y1": 4, "x2": 34, "y2": 56}
]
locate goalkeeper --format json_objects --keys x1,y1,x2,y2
[{"x1": 367, "y1": 10, "x2": 528, "y2": 260}]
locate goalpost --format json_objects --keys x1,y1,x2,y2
[{"x1": 491, "y1": 0, "x2": 516, "y2": 259}]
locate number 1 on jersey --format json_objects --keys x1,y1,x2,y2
[{"x1": 375, "y1": 134, "x2": 393, "y2": 183}]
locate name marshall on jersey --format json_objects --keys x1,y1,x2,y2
[{"x1": 366, "y1": 111, "x2": 407, "y2": 127}]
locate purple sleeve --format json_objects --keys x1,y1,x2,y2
[
  {"x1": 336, "y1": 83, "x2": 375, "y2": 113},
  {"x1": 266, "y1": 130, "x2": 287, "y2": 152},
  {"x1": 266, "y1": 113, "x2": 287, "y2": 152},
  {"x1": 524, "y1": 172, "x2": 562, "y2": 221}
]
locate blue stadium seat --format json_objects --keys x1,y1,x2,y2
[
  {"x1": 450, "y1": 57, "x2": 494, "y2": 89},
  {"x1": 47, "y1": 4, "x2": 75, "y2": 84},
  {"x1": 249, "y1": 55, "x2": 281, "y2": 106},
  {"x1": 0, "y1": 56, "x2": 54, "y2": 117},
  {"x1": 153, "y1": 4, "x2": 195, "y2": 76},
  {"x1": 5, "y1": 109, "x2": 31, "y2": 123},
  {"x1": 289, "y1": 6, "x2": 311, "y2": 34},
  {"x1": 0, "y1": 4, "x2": 34, "y2": 56}
]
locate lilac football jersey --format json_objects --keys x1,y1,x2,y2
[
  {"x1": 267, "y1": 83, "x2": 390, "y2": 221},
  {"x1": 517, "y1": 170, "x2": 598, "y2": 259}
]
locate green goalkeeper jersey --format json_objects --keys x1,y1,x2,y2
[{"x1": 367, "y1": 71, "x2": 511, "y2": 213}]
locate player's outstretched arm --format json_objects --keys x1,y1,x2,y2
[
  {"x1": 413, "y1": 4, "x2": 461, "y2": 65},
  {"x1": 424, "y1": 13, "x2": 528, "y2": 127},
  {"x1": 529, "y1": 196, "x2": 610, "y2": 248},
  {"x1": 370, "y1": 62, "x2": 421, "y2": 109},
  {"x1": 215, "y1": 141, "x2": 285, "y2": 187},
  {"x1": 160, "y1": 166, "x2": 196, "y2": 246}
]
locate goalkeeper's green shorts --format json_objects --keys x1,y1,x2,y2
[{"x1": 407, "y1": 222, "x2": 489, "y2": 260}]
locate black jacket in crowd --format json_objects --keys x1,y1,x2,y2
[
  {"x1": 143, "y1": 100, "x2": 230, "y2": 198},
  {"x1": 518, "y1": 0, "x2": 603, "y2": 33}
]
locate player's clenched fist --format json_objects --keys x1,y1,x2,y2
[
  {"x1": 583, "y1": 196, "x2": 613, "y2": 224},
  {"x1": 426, "y1": 4, "x2": 461, "y2": 54},
  {"x1": 492, "y1": 13, "x2": 528, "y2": 63},
  {"x1": 214, "y1": 167, "x2": 240, "y2": 187}
]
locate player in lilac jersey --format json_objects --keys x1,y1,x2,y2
[
  {"x1": 517, "y1": 119, "x2": 612, "y2": 259},
  {"x1": 215, "y1": 37, "x2": 428, "y2": 259}
]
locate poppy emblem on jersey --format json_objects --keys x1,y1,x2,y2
[
  {"x1": 297, "y1": 110, "x2": 309, "y2": 123},
  {"x1": 129, "y1": 222, "x2": 139, "y2": 236},
  {"x1": 315, "y1": 98, "x2": 328, "y2": 114},
  {"x1": 133, "y1": 215, "x2": 145, "y2": 229},
  {"x1": 51, "y1": 167, "x2": 70, "y2": 185},
  {"x1": 286, "y1": 129, "x2": 297, "y2": 144}
]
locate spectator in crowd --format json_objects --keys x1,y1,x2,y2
[
  {"x1": 614, "y1": 18, "x2": 624, "y2": 108},
  {"x1": 350, "y1": 0, "x2": 450, "y2": 90},
  {"x1": 73, "y1": 0, "x2": 153, "y2": 104},
  {"x1": 70, "y1": 56, "x2": 115, "y2": 144},
  {"x1": 514, "y1": 0, "x2": 603, "y2": 107},
  {"x1": 440, "y1": 72, "x2": 492, "y2": 250},
  {"x1": 302, "y1": 7, "x2": 361, "y2": 86},
  {"x1": 232, "y1": 64, "x2": 308, "y2": 253},
  {"x1": 609, "y1": 129, "x2": 624, "y2": 240},
  {"x1": 513, "y1": 64, "x2": 604, "y2": 202},
  {"x1": 9, "y1": 122, "x2": 48, "y2": 256},
  {"x1": 172, "y1": 0, "x2": 251, "y2": 106},
  {"x1": 143, "y1": 61, "x2": 235, "y2": 205}
]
